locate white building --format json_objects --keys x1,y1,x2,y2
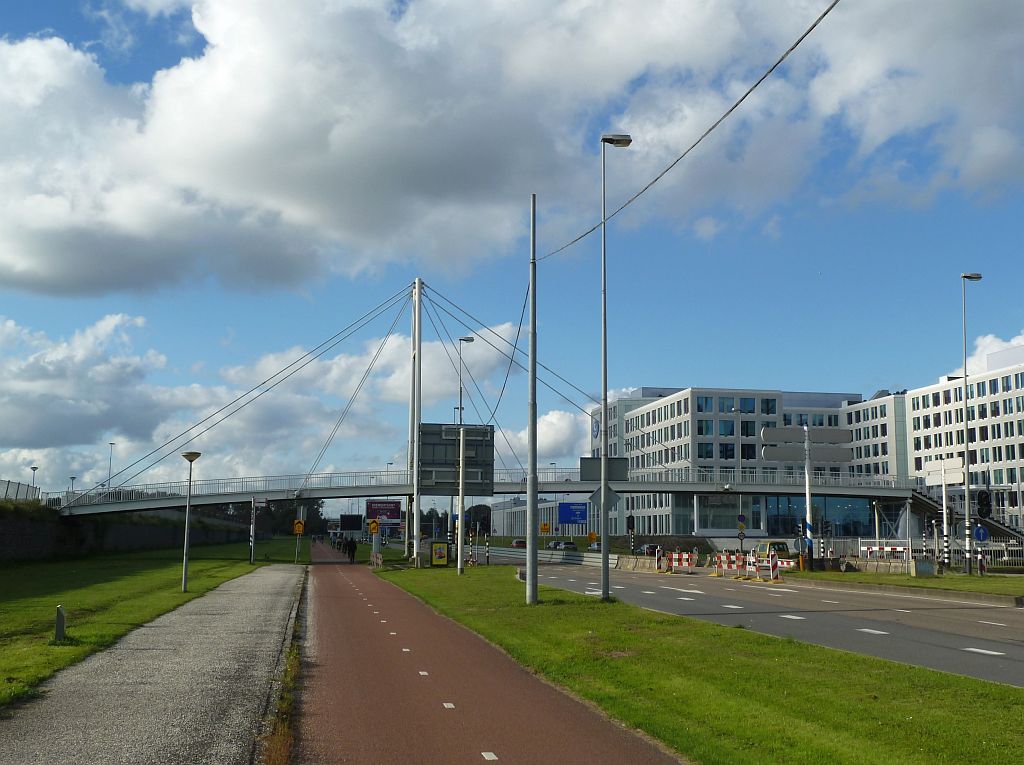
[{"x1": 907, "y1": 346, "x2": 1024, "y2": 530}]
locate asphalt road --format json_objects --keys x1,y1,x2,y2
[
  {"x1": 526, "y1": 562, "x2": 1024, "y2": 686},
  {"x1": 295, "y1": 543, "x2": 686, "y2": 764},
  {"x1": 0, "y1": 564, "x2": 303, "y2": 765}
]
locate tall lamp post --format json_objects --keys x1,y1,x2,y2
[
  {"x1": 30, "y1": 465, "x2": 38, "y2": 488},
  {"x1": 180, "y1": 451, "x2": 202, "y2": 592},
  {"x1": 600, "y1": 132, "x2": 631, "y2": 600},
  {"x1": 458, "y1": 336, "x2": 474, "y2": 425},
  {"x1": 456, "y1": 336, "x2": 474, "y2": 574},
  {"x1": 961, "y1": 272, "x2": 982, "y2": 573}
]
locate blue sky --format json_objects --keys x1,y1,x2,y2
[{"x1": 2, "y1": 1, "x2": 1022, "y2": 497}]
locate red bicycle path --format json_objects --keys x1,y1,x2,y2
[{"x1": 295, "y1": 542, "x2": 686, "y2": 764}]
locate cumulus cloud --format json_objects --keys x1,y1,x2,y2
[
  {"x1": 951, "y1": 330, "x2": 1024, "y2": 378},
  {"x1": 0, "y1": 0, "x2": 1020, "y2": 297}
]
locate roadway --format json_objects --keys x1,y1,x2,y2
[{"x1": 508, "y1": 559, "x2": 1024, "y2": 687}]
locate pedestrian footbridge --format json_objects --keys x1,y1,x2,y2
[{"x1": 53, "y1": 467, "x2": 920, "y2": 516}]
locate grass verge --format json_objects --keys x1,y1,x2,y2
[
  {"x1": 0, "y1": 536, "x2": 308, "y2": 707},
  {"x1": 785, "y1": 568, "x2": 1024, "y2": 597},
  {"x1": 380, "y1": 565, "x2": 1024, "y2": 765},
  {"x1": 260, "y1": 571, "x2": 306, "y2": 765}
]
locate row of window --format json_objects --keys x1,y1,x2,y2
[
  {"x1": 912, "y1": 398, "x2": 1024, "y2": 431},
  {"x1": 912, "y1": 373, "x2": 1024, "y2": 411},
  {"x1": 846, "y1": 403, "x2": 888, "y2": 424},
  {"x1": 914, "y1": 422, "x2": 1024, "y2": 450}
]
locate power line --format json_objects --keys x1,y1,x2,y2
[{"x1": 540, "y1": 0, "x2": 843, "y2": 262}]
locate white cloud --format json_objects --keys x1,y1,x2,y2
[
  {"x1": 693, "y1": 216, "x2": 722, "y2": 240},
  {"x1": 1, "y1": 1, "x2": 1021, "y2": 296},
  {"x1": 952, "y1": 330, "x2": 1024, "y2": 378}
]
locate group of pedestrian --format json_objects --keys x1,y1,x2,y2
[{"x1": 331, "y1": 535, "x2": 357, "y2": 563}]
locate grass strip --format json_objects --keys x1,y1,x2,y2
[
  {"x1": 380, "y1": 565, "x2": 1024, "y2": 765},
  {"x1": 785, "y1": 569, "x2": 1024, "y2": 597},
  {"x1": 0, "y1": 536, "x2": 308, "y2": 707},
  {"x1": 260, "y1": 570, "x2": 306, "y2": 765}
]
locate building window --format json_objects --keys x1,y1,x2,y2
[
  {"x1": 978, "y1": 381, "x2": 987, "y2": 397},
  {"x1": 761, "y1": 398, "x2": 777, "y2": 415},
  {"x1": 718, "y1": 396, "x2": 735, "y2": 413},
  {"x1": 812, "y1": 414, "x2": 825, "y2": 427},
  {"x1": 827, "y1": 414, "x2": 839, "y2": 426},
  {"x1": 720, "y1": 420, "x2": 735, "y2": 437},
  {"x1": 739, "y1": 397, "x2": 755, "y2": 414},
  {"x1": 783, "y1": 414, "x2": 792, "y2": 425},
  {"x1": 697, "y1": 443, "x2": 714, "y2": 459},
  {"x1": 719, "y1": 443, "x2": 735, "y2": 460},
  {"x1": 741, "y1": 444, "x2": 756, "y2": 460},
  {"x1": 697, "y1": 419, "x2": 713, "y2": 436},
  {"x1": 696, "y1": 396, "x2": 712, "y2": 413},
  {"x1": 797, "y1": 414, "x2": 809, "y2": 426},
  {"x1": 741, "y1": 420, "x2": 757, "y2": 437}
]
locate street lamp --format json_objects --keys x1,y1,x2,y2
[
  {"x1": 961, "y1": 272, "x2": 982, "y2": 573},
  {"x1": 600, "y1": 132, "x2": 631, "y2": 600},
  {"x1": 69, "y1": 476, "x2": 76, "y2": 493},
  {"x1": 458, "y1": 336, "x2": 474, "y2": 425},
  {"x1": 180, "y1": 451, "x2": 202, "y2": 592},
  {"x1": 30, "y1": 465, "x2": 38, "y2": 488}
]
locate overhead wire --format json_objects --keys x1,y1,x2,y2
[{"x1": 539, "y1": 0, "x2": 843, "y2": 262}]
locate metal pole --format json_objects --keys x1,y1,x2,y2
[
  {"x1": 406, "y1": 286, "x2": 416, "y2": 556},
  {"x1": 600, "y1": 139, "x2": 610, "y2": 600},
  {"x1": 457, "y1": 426, "x2": 466, "y2": 575},
  {"x1": 250, "y1": 497, "x2": 256, "y2": 564},
  {"x1": 107, "y1": 442, "x2": 115, "y2": 490},
  {"x1": 412, "y1": 278, "x2": 423, "y2": 564},
  {"x1": 527, "y1": 193, "x2": 539, "y2": 604},
  {"x1": 941, "y1": 468, "x2": 949, "y2": 569},
  {"x1": 804, "y1": 425, "x2": 814, "y2": 571},
  {"x1": 182, "y1": 459, "x2": 195, "y2": 592},
  {"x1": 961, "y1": 274, "x2": 973, "y2": 573}
]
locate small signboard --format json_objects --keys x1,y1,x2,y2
[
  {"x1": 974, "y1": 525, "x2": 990, "y2": 543},
  {"x1": 588, "y1": 532, "x2": 597, "y2": 543},
  {"x1": 292, "y1": 519, "x2": 305, "y2": 536},
  {"x1": 540, "y1": 522, "x2": 550, "y2": 533},
  {"x1": 368, "y1": 519, "x2": 380, "y2": 535},
  {"x1": 558, "y1": 502, "x2": 588, "y2": 524},
  {"x1": 431, "y1": 542, "x2": 448, "y2": 566},
  {"x1": 737, "y1": 531, "x2": 746, "y2": 541}
]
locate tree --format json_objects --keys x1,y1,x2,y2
[{"x1": 466, "y1": 503, "x2": 491, "y2": 535}]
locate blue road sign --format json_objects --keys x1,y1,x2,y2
[
  {"x1": 974, "y1": 525, "x2": 990, "y2": 543},
  {"x1": 558, "y1": 502, "x2": 588, "y2": 525}
]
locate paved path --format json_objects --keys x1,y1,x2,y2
[
  {"x1": 296, "y1": 544, "x2": 684, "y2": 764},
  {"x1": 0, "y1": 564, "x2": 303, "y2": 765}
]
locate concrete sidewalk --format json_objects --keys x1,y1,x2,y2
[{"x1": 0, "y1": 564, "x2": 303, "y2": 765}]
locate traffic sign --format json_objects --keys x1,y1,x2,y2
[
  {"x1": 540, "y1": 522, "x2": 550, "y2": 533},
  {"x1": 737, "y1": 523, "x2": 746, "y2": 531},
  {"x1": 589, "y1": 486, "x2": 621, "y2": 510},
  {"x1": 737, "y1": 531, "x2": 746, "y2": 541},
  {"x1": 973, "y1": 525, "x2": 989, "y2": 543},
  {"x1": 737, "y1": 514, "x2": 746, "y2": 524},
  {"x1": 368, "y1": 519, "x2": 380, "y2": 535},
  {"x1": 558, "y1": 502, "x2": 588, "y2": 524},
  {"x1": 292, "y1": 519, "x2": 305, "y2": 536}
]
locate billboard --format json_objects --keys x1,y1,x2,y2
[
  {"x1": 557, "y1": 502, "x2": 588, "y2": 525},
  {"x1": 337, "y1": 514, "x2": 363, "y2": 531},
  {"x1": 366, "y1": 499, "x2": 402, "y2": 521}
]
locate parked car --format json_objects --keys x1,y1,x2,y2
[
  {"x1": 545, "y1": 540, "x2": 561, "y2": 550},
  {"x1": 754, "y1": 540, "x2": 795, "y2": 559},
  {"x1": 635, "y1": 543, "x2": 661, "y2": 556},
  {"x1": 587, "y1": 541, "x2": 602, "y2": 551},
  {"x1": 510, "y1": 539, "x2": 527, "y2": 549},
  {"x1": 556, "y1": 540, "x2": 577, "y2": 551}
]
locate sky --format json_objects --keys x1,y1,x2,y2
[{"x1": 2, "y1": 0, "x2": 1023, "y2": 503}]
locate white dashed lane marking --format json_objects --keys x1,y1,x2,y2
[
  {"x1": 892, "y1": 609, "x2": 912, "y2": 613},
  {"x1": 779, "y1": 615, "x2": 806, "y2": 620},
  {"x1": 613, "y1": 586, "x2": 626, "y2": 590},
  {"x1": 482, "y1": 753, "x2": 499, "y2": 761},
  {"x1": 979, "y1": 621, "x2": 1007, "y2": 627},
  {"x1": 857, "y1": 628, "x2": 889, "y2": 635},
  {"x1": 642, "y1": 591, "x2": 656, "y2": 595},
  {"x1": 677, "y1": 597, "x2": 694, "y2": 601},
  {"x1": 822, "y1": 600, "x2": 840, "y2": 604},
  {"x1": 419, "y1": 671, "x2": 429, "y2": 676},
  {"x1": 660, "y1": 587, "x2": 704, "y2": 594},
  {"x1": 963, "y1": 648, "x2": 1005, "y2": 656},
  {"x1": 722, "y1": 605, "x2": 744, "y2": 609},
  {"x1": 443, "y1": 702, "x2": 455, "y2": 709}
]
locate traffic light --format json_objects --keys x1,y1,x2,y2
[{"x1": 976, "y1": 490, "x2": 992, "y2": 519}]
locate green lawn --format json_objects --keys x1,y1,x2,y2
[
  {"x1": 379, "y1": 565, "x2": 1024, "y2": 765},
  {"x1": 0, "y1": 536, "x2": 308, "y2": 706},
  {"x1": 785, "y1": 569, "x2": 1024, "y2": 597}
]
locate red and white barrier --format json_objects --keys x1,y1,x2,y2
[
  {"x1": 663, "y1": 552, "x2": 698, "y2": 574},
  {"x1": 862, "y1": 546, "x2": 909, "y2": 560}
]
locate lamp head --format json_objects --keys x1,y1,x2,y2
[
  {"x1": 181, "y1": 451, "x2": 202, "y2": 463},
  {"x1": 601, "y1": 133, "x2": 632, "y2": 147},
  {"x1": 961, "y1": 273, "x2": 982, "y2": 281},
  {"x1": 459, "y1": 336, "x2": 474, "y2": 344}
]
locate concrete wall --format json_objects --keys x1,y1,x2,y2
[{"x1": 0, "y1": 510, "x2": 246, "y2": 563}]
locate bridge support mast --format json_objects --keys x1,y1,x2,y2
[{"x1": 411, "y1": 277, "x2": 423, "y2": 564}]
